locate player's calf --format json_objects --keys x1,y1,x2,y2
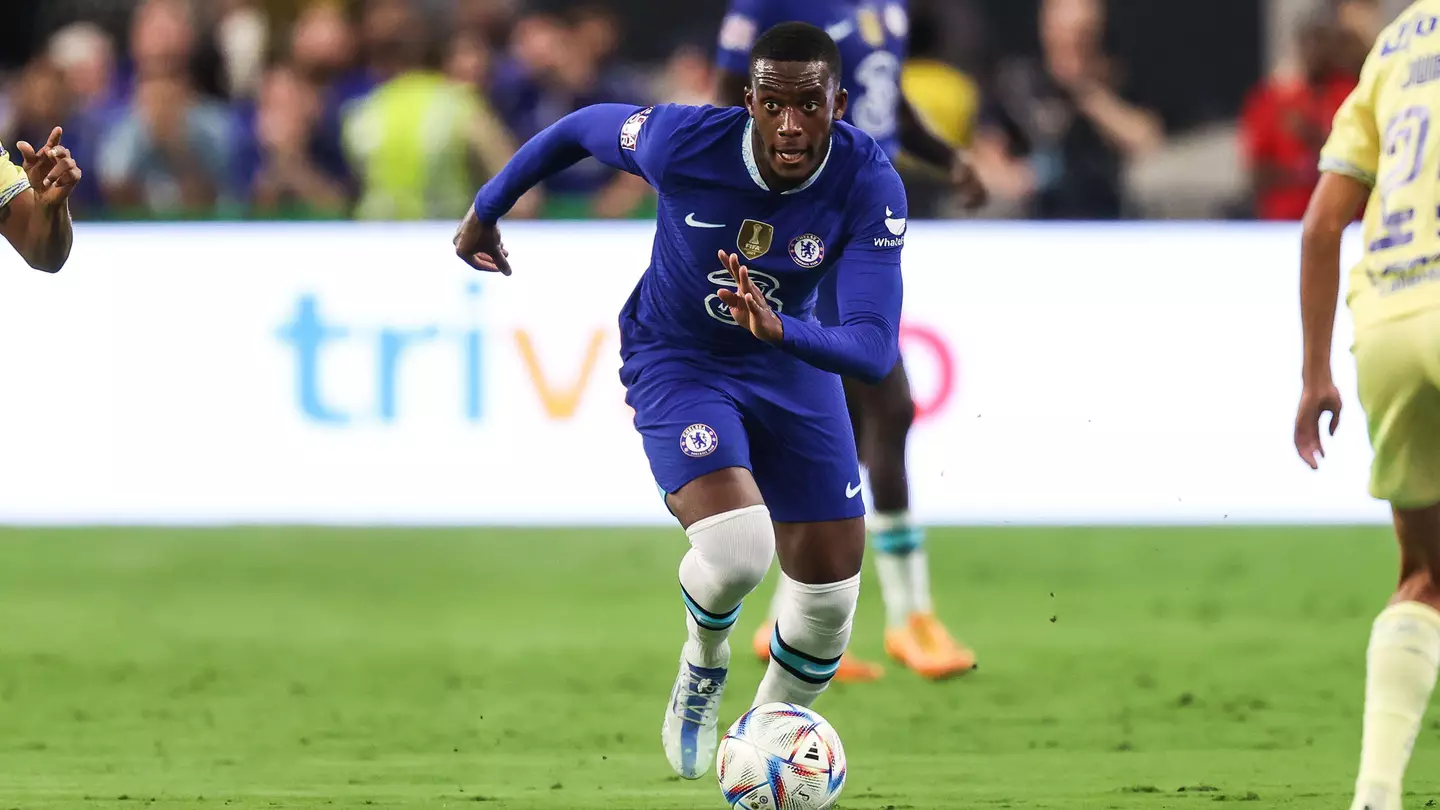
[{"x1": 1350, "y1": 504, "x2": 1440, "y2": 810}]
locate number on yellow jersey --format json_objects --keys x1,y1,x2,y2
[{"x1": 1320, "y1": 0, "x2": 1440, "y2": 327}]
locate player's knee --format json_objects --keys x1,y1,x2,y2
[{"x1": 686, "y1": 505, "x2": 775, "y2": 593}]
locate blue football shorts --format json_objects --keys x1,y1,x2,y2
[{"x1": 620, "y1": 349, "x2": 865, "y2": 524}]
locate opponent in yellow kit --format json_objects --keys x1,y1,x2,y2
[
  {"x1": 0, "y1": 128, "x2": 83, "y2": 272},
  {"x1": 1301, "y1": 4, "x2": 1440, "y2": 809}
]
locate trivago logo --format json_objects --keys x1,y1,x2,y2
[
  {"x1": 275, "y1": 285, "x2": 611, "y2": 424},
  {"x1": 275, "y1": 285, "x2": 959, "y2": 425}
]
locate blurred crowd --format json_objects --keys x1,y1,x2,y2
[{"x1": 0, "y1": 0, "x2": 1392, "y2": 221}]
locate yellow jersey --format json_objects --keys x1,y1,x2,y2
[
  {"x1": 0, "y1": 142, "x2": 30, "y2": 210},
  {"x1": 1322, "y1": 0, "x2": 1440, "y2": 329}
]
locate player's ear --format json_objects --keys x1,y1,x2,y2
[
  {"x1": 743, "y1": 84, "x2": 755, "y2": 116},
  {"x1": 833, "y1": 87, "x2": 848, "y2": 122}
]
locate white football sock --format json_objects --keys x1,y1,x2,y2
[
  {"x1": 752, "y1": 572, "x2": 860, "y2": 708},
  {"x1": 1350, "y1": 601, "x2": 1440, "y2": 810},
  {"x1": 870, "y1": 511, "x2": 925, "y2": 627},
  {"x1": 678, "y1": 505, "x2": 774, "y2": 668}
]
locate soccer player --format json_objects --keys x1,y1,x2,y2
[
  {"x1": 0, "y1": 127, "x2": 81, "y2": 272},
  {"x1": 1298, "y1": 4, "x2": 1440, "y2": 809},
  {"x1": 456, "y1": 22, "x2": 903, "y2": 780},
  {"x1": 713, "y1": 0, "x2": 983, "y2": 682}
]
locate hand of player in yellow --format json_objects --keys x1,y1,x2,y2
[
  {"x1": 716, "y1": 249, "x2": 783, "y2": 343},
  {"x1": 17, "y1": 127, "x2": 81, "y2": 209},
  {"x1": 454, "y1": 206, "x2": 512, "y2": 275},
  {"x1": 1295, "y1": 379, "x2": 1342, "y2": 469},
  {"x1": 949, "y1": 150, "x2": 988, "y2": 211}
]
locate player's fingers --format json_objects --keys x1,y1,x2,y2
[
  {"x1": 465, "y1": 252, "x2": 501, "y2": 273},
  {"x1": 1295, "y1": 430, "x2": 1319, "y2": 469},
  {"x1": 45, "y1": 127, "x2": 63, "y2": 149},
  {"x1": 15, "y1": 141, "x2": 36, "y2": 163},
  {"x1": 46, "y1": 159, "x2": 78, "y2": 186},
  {"x1": 1327, "y1": 403, "x2": 1341, "y2": 436}
]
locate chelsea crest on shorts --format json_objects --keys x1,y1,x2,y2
[{"x1": 681, "y1": 423, "x2": 719, "y2": 458}]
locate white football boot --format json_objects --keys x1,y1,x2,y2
[{"x1": 661, "y1": 642, "x2": 729, "y2": 779}]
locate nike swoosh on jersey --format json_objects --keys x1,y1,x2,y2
[
  {"x1": 845, "y1": 482, "x2": 862, "y2": 498},
  {"x1": 685, "y1": 213, "x2": 725, "y2": 228},
  {"x1": 884, "y1": 206, "x2": 907, "y2": 236}
]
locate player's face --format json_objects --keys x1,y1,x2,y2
[{"x1": 746, "y1": 59, "x2": 848, "y2": 185}]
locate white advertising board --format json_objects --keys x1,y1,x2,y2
[{"x1": 0, "y1": 221, "x2": 1385, "y2": 525}]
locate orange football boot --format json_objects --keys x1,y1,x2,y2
[
  {"x1": 751, "y1": 621, "x2": 885, "y2": 683},
  {"x1": 884, "y1": 612, "x2": 976, "y2": 680}
]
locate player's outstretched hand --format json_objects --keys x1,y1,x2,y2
[
  {"x1": 454, "y1": 206, "x2": 512, "y2": 275},
  {"x1": 716, "y1": 250, "x2": 783, "y2": 343},
  {"x1": 1295, "y1": 379, "x2": 1342, "y2": 470},
  {"x1": 17, "y1": 127, "x2": 82, "y2": 208}
]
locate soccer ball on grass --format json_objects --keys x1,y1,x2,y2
[{"x1": 716, "y1": 702, "x2": 847, "y2": 809}]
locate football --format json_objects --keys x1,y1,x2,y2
[{"x1": 716, "y1": 702, "x2": 847, "y2": 809}]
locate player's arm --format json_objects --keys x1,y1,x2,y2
[
  {"x1": 457, "y1": 103, "x2": 680, "y2": 273},
  {"x1": 0, "y1": 129, "x2": 81, "y2": 273},
  {"x1": 1295, "y1": 56, "x2": 1380, "y2": 468},
  {"x1": 719, "y1": 171, "x2": 906, "y2": 383}
]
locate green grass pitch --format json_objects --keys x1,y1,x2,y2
[{"x1": 0, "y1": 526, "x2": 1435, "y2": 809}]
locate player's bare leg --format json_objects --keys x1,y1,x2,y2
[
  {"x1": 1350, "y1": 503, "x2": 1440, "y2": 810},
  {"x1": 752, "y1": 517, "x2": 866, "y2": 707},
  {"x1": 854, "y1": 361, "x2": 974, "y2": 679},
  {"x1": 662, "y1": 467, "x2": 774, "y2": 780}
]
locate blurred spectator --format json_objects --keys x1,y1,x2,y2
[
  {"x1": 235, "y1": 66, "x2": 352, "y2": 219},
  {"x1": 46, "y1": 22, "x2": 122, "y2": 215},
  {"x1": 130, "y1": 0, "x2": 197, "y2": 81},
  {"x1": 655, "y1": 43, "x2": 713, "y2": 107},
  {"x1": 97, "y1": 0, "x2": 235, "y2": 217},
  {"x1": 289, "y1": 2, "x2": 371, "y2": 121},
  {"x1": 1, "y1": 59, "x2": 73, "y2": 155},
  {"x1": 98, "y1": 72, "x2": 236, "y2": 216},
  {"x1": 455, "y1": 0, "x2": 520, "y2": 48},
  {"x1": 214, "y1": 0, "x2": 270, "y2": 100},
  {"x1": 1332, "y1": 0, "x2": 1382, "y2": 76},
  {"x1": 973, "y1": 0, "x2": 1163, "y2": 219},
  {"x1": 489, "y1": 10, "x2": 651, "y2": 219},
  {"x1": 1240, "y1": 20, "x2": 1358, "y2": 221},
  {"x1": 446, "y1": 29, "x2": 494, "y2": 88},
  {"x1": 341, "y1": 0, "x2": 529, "y2": 220}
]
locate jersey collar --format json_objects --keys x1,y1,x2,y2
[{"x1": 742, "y1": 118, "x2": 833, "y2": 195}]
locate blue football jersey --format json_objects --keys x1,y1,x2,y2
[
  {"x1": 715, "y1": 0, "x2": 909, "y2": 158},
  {"x1": 608, "y1": 103, "x2": 907, "y2": 368}
]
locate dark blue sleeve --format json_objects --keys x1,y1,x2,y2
[
  {"x1": 715, "y1": 0, "x2": 777, "y2": 75},
  {"x1": 472, "y1": 103, "x2": 685, "y2": 221},
  {"x1": 776, "y1": 166, "x2": 908, "y2": 383}
]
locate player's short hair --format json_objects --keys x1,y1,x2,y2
[{"x1": 749, "y1": 22, "x2": 842, "y2": 85}]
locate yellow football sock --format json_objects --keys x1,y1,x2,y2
[{"x1": 1351, "y1": 601, "x2": 1440, "y2": 810}]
